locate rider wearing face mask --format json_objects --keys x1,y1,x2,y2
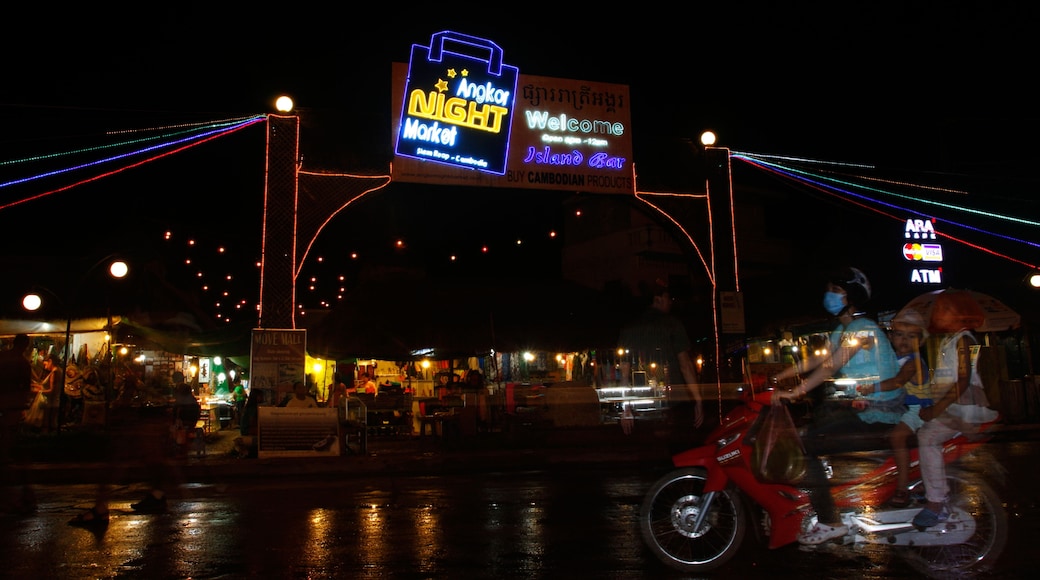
[{"x1": 770, "y1": 267, "x2": 903, "y2": 545}]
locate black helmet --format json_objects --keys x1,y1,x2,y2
[{"x1": 829, "y1": 266, "x2": 871, "y2": 307}]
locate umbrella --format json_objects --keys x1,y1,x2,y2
[{"x1": 898, "y1": 288, "x2": 1021, "y2": 333}]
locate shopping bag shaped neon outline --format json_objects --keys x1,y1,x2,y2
[{"x1": 395, "y1": 31, "x2": 519, "y2": 175}]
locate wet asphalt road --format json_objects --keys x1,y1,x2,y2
[{"x1": 3, "y1": 437, "x2": 1039, "y2": 579}]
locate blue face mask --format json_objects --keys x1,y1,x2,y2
[{"x1": 823, "y1": 291, "x2": 846, "y2": 315}]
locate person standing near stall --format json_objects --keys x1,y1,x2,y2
[
  {"x1": 1, "y1": 334, "x2": 32, "y2": 458},
  {"x1": 34, "y1": 354, "x2": 65, "y2": 434},
  {"x1": 327, "y1": 372, "x2": 348, "y2": 411},
  {"x1": 285, "y1": 380, "x2": 319, "y2": 408},
  {"x1": 232, "y1": 387, "x2": 262, "y2": 458},
  {"x1": 358, "y1": 372, "x2": 377, "y2": 395},
  {"x1": 1, "y1": 334, "x2": 36, "y2": 515},
  {"x1": 230, "y1": 378, "x2": 247, "y2": 427},
  {"x1": 617, "y1": 279, "x2": 704, "y2": 451}
]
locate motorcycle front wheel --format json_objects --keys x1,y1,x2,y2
[
  {"x1": 639, "y1": 467, "x2": 746, "y2": 573},
  {"x1": 899, "y1": 473, "x2": 1008, "y2": 579}
]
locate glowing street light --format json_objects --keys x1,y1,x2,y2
[{"x1": 275, "y1": 95, "x2": 294, "y2": 113}]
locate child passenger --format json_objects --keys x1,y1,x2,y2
[
  {"x1": 882, "y1": 309, "x2": 931, "y2": 508},
  {"x1": 912, "y1": 291, "x2": 996, "y2": 530}
]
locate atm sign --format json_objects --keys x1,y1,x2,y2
[{"x1": 903, "y1": 243, "x2": 943, "y2": 261}]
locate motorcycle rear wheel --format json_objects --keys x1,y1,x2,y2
[
  {"x1": 899, "y1": 473, "x2": 1008, "y2": 579},
  {"x1": 639, "y1": 467, "x2": 746, "y2": 573}
]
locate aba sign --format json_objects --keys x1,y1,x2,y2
[{"x1": 395, "y1": 31, "x2": 519, "y2": 175}]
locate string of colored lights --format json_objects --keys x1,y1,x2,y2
[
  {"x1": 633, "y1": 190, "x2": 712, "y2": 284},
  {"x1": 739, "y1": 156, "x2": 1039, "y2": 269},
  {"x1": 733, "y1": 152, "x2": 1039, "y2": 270},
  {"x1": 0, "y1": 115, "x2": 264, "y2": 169},
  {"x1": 636, "y1": 177, "x2": 735, "y2": 423},
  {"x1": 739, "y1": 155, "x2": 1040, "y2": 257},
  {"x1": 735, "y1": 152, "x2": 1040, "y2": 229},
  {"x1": 293, "y1": 170, "x2": 392, "y2": 282},
  {"x1": 0, "y1": 115, "x2": 267, "y2": 211}
]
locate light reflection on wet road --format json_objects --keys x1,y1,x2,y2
[{"x1": 3, "y1": 438, "x2": 1039, "y2": 579}]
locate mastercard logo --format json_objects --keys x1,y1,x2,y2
[{"x1": 902, "y1": 243, "x2": 944, "y2": 261}]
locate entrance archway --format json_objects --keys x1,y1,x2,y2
[{"x1": 258, "y1": 110, "x2": 743, "y2": 394}]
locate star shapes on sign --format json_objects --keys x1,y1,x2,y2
[
  {"x1": 435, "y1": 79, "x2": 449, "y2": 92},
  {"x1": 446, "y1": 68, "x2": 469, "y2": 78}
]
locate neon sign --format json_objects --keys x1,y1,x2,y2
[
  {"x1": 901, "y1": 217, "x2": 943, "y2": 285},
  {"x1": 395, "y1": 31, "x2": 519, "y2": 175},
  {"x1": 904, "y1": 218, "x2": 936, "y2": 239},
  {"x1": 390, "y1": 44, "x2": 634, "y2": 194}
]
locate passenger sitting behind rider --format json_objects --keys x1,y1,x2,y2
[
  {"x1": 912, "y1": 292, "x2": 992, "y2": 530},
  {"x1": 770, "y1": 267, "x2": 904, "y2": 545},
  {"x1": 885, "y1": 308, "x2": 931, "y2": 508}
]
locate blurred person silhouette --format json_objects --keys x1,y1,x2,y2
[
  {"x1": 69, "y1": 371, "x2": 196, "y2": 528},
  {"x1": 172, "y1": 378, "x2": 203, "y2": 454},
  {"x1": 285, "y1": 380, "x2": 319, "y2": 408},
  {"x1": 1, "y1": 334, "x2": 36, "y2": 515},
  {"x1": 912, "y1": 292, "x2": 997, "y2": 530},
  {"x1": 33, "y1": 353, "x2": 65, "y2": 434},
  {"x1": 133, "y1": 372, "x2": 199, "y2": 513},
  {"x1": 327, "y1": 372, "x2": 348, "y2": 411},
  {"x1": 464, "y1": 369, "x2": 485, "y2": 391},
  {"x1": 232, "y1": 387, "x2": 262, "y2": 458},
  {"x1": 62, "y1": 361, "x2": 84, "y2": 425},
  {"x1": 886, "y1": 308, "x2": 931, "y2": 508},
  {"x1": 770, "y1": 267, "x2": 903, "y2": 545},
  {"x1": 230, "y1": 377, "x2": 247, "y2": 426},
  {"x1": 358, "y1": 372, "x2": 377, "y2": 395},
  {"x1": 617, "y1": 279, "x2": 703, "y2": 450},
  {"x1": 275, "y1": 379, "x2": 297, "y2": 406}
]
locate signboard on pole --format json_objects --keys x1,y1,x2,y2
[
  {"x1": 903, "y1": 217, "x2": 944, "y2": 285},
  {"x1": 249, "y1": 328, "x2": 306, "y2": 403}
]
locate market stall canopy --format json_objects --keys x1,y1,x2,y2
[
  {"x1": 0, "y1": 316, "x2": 122, "y2": 337},
  {"x1": 118, "y1": 316, "x2": 254, "y2": 359},
  {"x1": 306, "y1": 274, "x2": 628, "y2": 360}
]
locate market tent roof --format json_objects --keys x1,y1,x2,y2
[
  {"x1": 117, "y1": 317, "x2": 254, "y2": 359},
  {"x1": 306, "y1": 275, "x2": 629, "y2": 361},
  {"x1": 0, "y1": 316, "x2": 123, "y2": 337},
  {"x1": 2, "y1": 313, "x2": 253, "y2": 366}
]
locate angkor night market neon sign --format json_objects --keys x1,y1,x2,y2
[{"x1": 396, "y1": 31, "x2": 519, "y2": 175}]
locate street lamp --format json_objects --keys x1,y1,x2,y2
[{"x1": 275, "y1": 95, "x2": 294, "y2": 113}]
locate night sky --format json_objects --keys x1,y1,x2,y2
[{"x1": 2, "y1": 6, "x2": 1038, "y2": 334}]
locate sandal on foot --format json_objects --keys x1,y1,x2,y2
[
  {"x1": 888, "y1": 489, "x2": 912, "y2": 508},
  {"x1": 798, "y1": 522, "x2": 848, "y2": 545},
  {"x1": 68, "y1": 507, "x2": 109, "y2": 528},
  {"x1": 912, "y1": 503, "x2": 949, "y2": 530}
]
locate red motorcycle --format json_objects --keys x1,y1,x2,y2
[{"x1": 639, "y1": 387, "x2": 1007, "y2": 578}]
